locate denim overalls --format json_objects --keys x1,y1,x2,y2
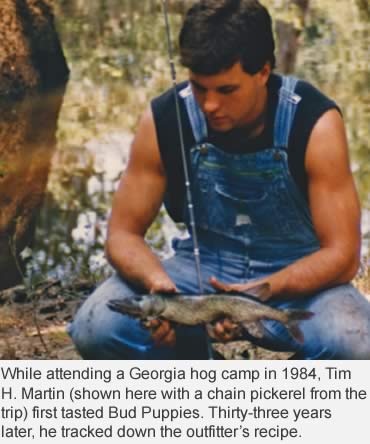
[{"x1": 68, "y1": 76, "x2": 370, "y2": 359}]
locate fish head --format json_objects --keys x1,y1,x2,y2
[
  {"x1": 108, "y1": 295, "x2": 166, "y2": 319},
  {"x1": 142, "y1": 295, "x2": 167, "y2": 317},
  {"x1": 108, "y1": 295, "x2": 148, "y2": 318}
]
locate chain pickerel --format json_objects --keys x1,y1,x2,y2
[{"x1": 108, "y1": 283, "x2": 313, "y2": 343}]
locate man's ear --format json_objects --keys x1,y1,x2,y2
[{"x1": 258, "y1": 62, "x2": 271, "y2": 86}]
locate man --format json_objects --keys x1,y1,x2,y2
[{"x1": 68, "y1": 0, "x2": 370, "y2": 359}]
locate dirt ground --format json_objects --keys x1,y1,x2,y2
[
  {"x1": 0, "y1": 279, "x2": 87, "y2": 360},
  {"x1": 0, "y1": 277, "x2": 368, "y2": 360}
]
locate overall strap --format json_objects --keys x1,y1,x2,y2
[
  {"x1": 179, "y1": 83, "x2": 208, "y2": 144},
  {"x1": 273, "y1": 75, "x2": 302, "y2": 149}
]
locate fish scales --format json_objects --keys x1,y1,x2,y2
[
  {"x1": 108, "y1": 286, "x2": 314, "y2": 344},
  {"x1": 160, "y1": 294, "x2": 289, "y2": 325}
]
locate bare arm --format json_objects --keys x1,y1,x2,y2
[
  {"x1": 212, "y1": 109, "x2": 361, "y2": 299},
  {"x1": 106, "y1": 107, "x2": 176, "y2": 293}
]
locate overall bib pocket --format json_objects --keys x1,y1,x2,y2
[{"x1": 213, "y1": 181, "x2": 275, "y2": 236}]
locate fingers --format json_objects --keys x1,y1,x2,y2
[
  {"x1": 209, "y1": 276, "x2": 270, "y2": 299},
  {"x1": 209, "y1": 276, "x2": 232, "y2": 292},
  {"x1": 155, "y1": 327, "x2": 176, "y2": 347},
  {"x1": 209, "y1": 276, "x2": 245, "y2": 293},
  {"x1": 150, "y1": 284, "x2": 178, "y2": 294},
  {"x1": 222, "y1": 318, "x2": 239, "y2": 331},
  {"x1": 207, "y1": 319, "x2": 241, "y2": 342},
  {"x1": 145, "y1": 319, "x2": 176, "y2": 347},
  {"x1": 149, "y1": 279, "x2": 178, "y2": 294},
  {"x1": 145, "y1": 317, "x2": 241, "y2": 347}
]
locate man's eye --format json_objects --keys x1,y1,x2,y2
[
  {"x1": 219, "y1": 87, "x2": 237, "y2": 95},
  {"x1": 193, "y1": 84, "x2": 206, "y2": 93}
]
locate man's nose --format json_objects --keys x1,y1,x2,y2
[{"x1": 203, "y1": 91, "x2": 220, "y2": 113}]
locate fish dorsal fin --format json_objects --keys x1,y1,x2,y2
[{"x1": 237, "y1": 283, "x2": 272, "y2": 302}]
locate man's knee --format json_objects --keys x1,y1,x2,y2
[
  {"x1": 67, "y1": 274, "x2": 176, "y2": 359},
  {"x1": 68, "y1": 275, "x2": 143, "y2": 358},
  {"x1": 302, "y1": 285, "x2": 370, "y2": 359}
]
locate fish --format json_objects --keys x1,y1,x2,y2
[{"x1": 107, "y1": 283, "x2": 313, "y2": 344}]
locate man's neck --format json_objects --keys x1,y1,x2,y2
[
  {"x1": 242, "y1": 85, "x2": 269, "y2": 139},
  {"x1": 211, "y1": 85, "x2": 268, "y2": 140}
]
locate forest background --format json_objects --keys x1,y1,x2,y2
[
  {"x1": 0, "y1": 0, "x2": 368, "y2": 358},
  {"x1": 31, "y1": 0, "x2": 370, "y2": 286}
]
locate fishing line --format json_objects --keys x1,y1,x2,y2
[
  {"x1": 162, "y1": 1, "x2": 215, "y2": 359},
  {"x1": 161, "y1": 0, "x2": 204, "y2": 294}
]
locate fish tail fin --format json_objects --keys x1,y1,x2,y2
[{"x1": 286, "y1": 309, "x2": 314, "y2": 344}]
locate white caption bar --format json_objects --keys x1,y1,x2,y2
[{"x1": 0, "y1": 361, "x2": 369, "y2": 443}]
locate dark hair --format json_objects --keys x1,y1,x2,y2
[{"x1": 179, "y1": 0, "x2": 276, "y2": 75}]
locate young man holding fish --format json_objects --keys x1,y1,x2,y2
[{"x1": 68, "y1": 0, "x2": 370, "y2": 359}]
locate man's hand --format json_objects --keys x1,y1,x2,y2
[
  {"x1": 206, "y1": 318, "x2": 242, "y2": 342},
  {"x1": 145, "y1": 319, "x2": 176, "y2": 347},
  {"x1": 144, "y1": 279, "x2": 178, "y2": 348},
  {"x1": 148, "y1": 276, "x2": 178, "y2": 295},
  {"x1": 210, "y1": 276, "x2": 257, "y2": 293},
  {"x1": 209, "y1": 276, "x2": 272, "y2": 302},
  {"x1": 207, "y1": 277, "x2": 270, "y2": 341}
]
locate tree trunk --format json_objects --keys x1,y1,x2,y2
[
  {"x1": 0, "y1": 0, "x2": 69, "y2": 290},
  {"x1": 275, "y1": 0, "x2": 310, "y2": 74}
]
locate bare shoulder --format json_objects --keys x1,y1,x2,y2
[
  {"x1": 305, "y1": 108, "x2": 360, "y2": 249},
  {"x1": 128, "y1": 106, "x2": 165, "y2": 176},
  {"x1": 108, "y1": 107, "x2": 167, "y2": 237},
  {"x1": 305, "y1": 109, "x2": 351, "y2": 181},
  {"x1": 117, "y1": 105, "x2": 166, "y2": 198}
]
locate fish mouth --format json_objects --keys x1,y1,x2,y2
[{"x1": 108, "y1": 298, "x2": 143, "y2": 317}]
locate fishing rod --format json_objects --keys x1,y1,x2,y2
[
  {"x1": 162, "y1": 1, "x2": 215, "y2": 359},
  {"x1": 161, "y1": 0, "x2": 204, "y2": 294}
]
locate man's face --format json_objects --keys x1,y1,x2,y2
[{"x1": 189, "y1": 61, "x2": 270, "y2": 132}]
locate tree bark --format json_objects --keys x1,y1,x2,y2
[
  {"x1": 0, "y1": 0, "x2": 69, "y2": 290},
  {"x1": 275, "y1": 0, "x2": 310, "y2": 74}
]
